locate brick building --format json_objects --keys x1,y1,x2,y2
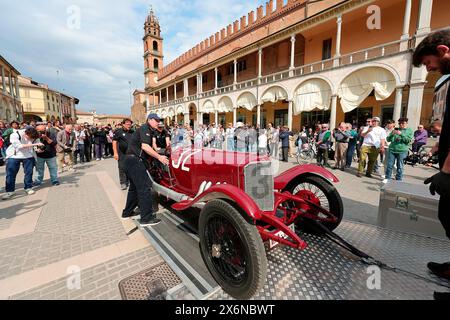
[{"x1": 143, "y1": 0, "x2": 449, "y2": 131}]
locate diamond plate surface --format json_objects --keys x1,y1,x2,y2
[
  {"x1": 209, "y1": 220, "x2": 450, "y2": 300},
  {"x1": 118, "y1": 262, "x2": 182, "y2": 300}
]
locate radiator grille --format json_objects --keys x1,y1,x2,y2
[{"x1": 244, "y1": 162, "x2": 274, "y2": 212}]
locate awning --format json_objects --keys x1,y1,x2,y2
[
  {"x1": 338, "y1": 67, "x2": 396, "y2": 113},
  {"x1": 202, "y1": 100, "x2": 215, "y2": 113},
  {"x1": 217, "y1": 97, "x2": 233, "y2": 113},
  {"x1": 261, "y1": 86, "x2": 288, "y2": 103},
  {"x1": 294, "y1": 79, "x2": 332, "y2": 114},
  {"x1": 237, "y1": 92, "x2": 257, "y2": 111}
]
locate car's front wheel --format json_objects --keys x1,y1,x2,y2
[{"x1": 199, "y1": 199, "x2": 267, "y2": 300}]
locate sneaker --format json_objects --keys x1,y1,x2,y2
[
  {"x1": 382, "y1": 179, "x2": 389, "y2": 184},
  {"x1": 25, "y1": 189, "x2": 35, "y2": 195},
  {"x1": 96, "y1": 158, "x2": 101, "y2": 161},
  {"x1": 33, "y1": 181, "x2": 42, "y2": 187},
  {"x1": 427, "y1": 262, "x2": 450, "y2": 280},
  {"x1": 434, "y1": 292, "x2": 450, "y2": 300},
  {"x1": 380, "y1": 175, "x2": 386, "y2": 179},
  {"x1": 366, "y1": 173, "x2": 373, "y2": 178},
  {"x1": 121, "y1": 210, "x2": 141, "y2": 221},
  {"x1": 2, "y1": 192, "x2": 15, "y2": 200},
  {"x1": 120, "y1": 184, "x2": 128, "y2": 190},
  {"x1": 52, "y1": 181, "x2": 60, "y2": 186},
  {"x1": 356, "y1": 173, "x2": 362, "y2": 178},
  {"x1": 139, "y1": 217, "x2": 161, "y2": 227}
]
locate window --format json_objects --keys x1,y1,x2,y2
[
  {"x1": 237, "y1": 60, "x2": 247, "y2": 73},
  {"x1": 274, "y1": 110, "x2": 288, "y2": 128},
  {"x1": 344, "y1": 107, "x2": 373, "y2": 128},
  {"x1": 301, "y1": 110, "x2": 331, "y2": 128},
  {"x1": 381, "y1": 106, "x2": 394, "y2": 125},
  {"x1": 53, "y1": 104, "x2": 55, "y2": 111},
  {"x1": 24, "y1": 89, "x2": 30, "y2": 98},
  {"x1": 153, "y1": 41, "x2": 158, "y2": 52},
  {"x1": 202, "y1": 74, "x2": 208, "y2": 84},
  {"x1": 322, "y1": 38, "x2": 332, "y2": 60},
  {"x1": 48, "y1": 102, "x2": 51, "y2": 110},
  {"x1": 145, "y1": 41, "x2": 148, "y2": 52},
  {"x1": 154, "y1": 59, "x2": 159, "y2": 70}
]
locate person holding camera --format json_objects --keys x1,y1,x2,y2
[
  {"x1": 332, "y1": 122, "x2": 351, "y2": 171},
  {"x1": 56, "y1": 124, "x2": 76, "y2": 173},
  {"x1": 382, "y1": 118, "x2": 413, "y2": 184},
  {"x1": 33, "y1": 124, "x2": 60, "y2": 187},
  {"x1": 2, "y1": 127, "x2": 43, "y2": 200}
]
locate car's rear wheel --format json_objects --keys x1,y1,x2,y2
[
  {"x1": 286, "y1": 176, "x2": 343, "y2": 235},
  {"x1": 199, "y1": 199, "x2": 267, "y2": 300}
]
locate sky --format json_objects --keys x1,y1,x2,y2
[{"x1": 0, "y1": 0, "x2": 266, "y2": 115}]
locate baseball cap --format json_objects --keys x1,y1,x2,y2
[
  {"x1": 372, "y1": 117, "x2": 381, "y2": 122},
  {"x1": 236, "y1": 122, "x2": 244, "y2": 128},
  {"x1": 147, "y1": 113, "x2": 161, "y2": 121}
]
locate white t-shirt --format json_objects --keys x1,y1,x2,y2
[
  {"x1": 258, "y1": 133, "x2": 267, "y2": 148},
  {"x1": 362, "y1": 126, "x2": 387, "y2": 148},
  {"x1": 6, "y1": 129, "x2": 36, "y2": 159},
  {"x1": 75, "y1": 130, "x2": 86, "y2": 145}
]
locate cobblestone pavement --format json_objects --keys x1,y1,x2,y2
[
  {"x1": 0, "y1": 155, "x2": 443, "y2": 300},
  {"x1": 0, "y1": 158, "x2": 160, "y2": 300}
]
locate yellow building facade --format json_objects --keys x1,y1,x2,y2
[{"x1": 144, "y1": 0, "x2": 449, "y2": 131}]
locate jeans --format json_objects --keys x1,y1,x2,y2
[
  {"x1": 226, "y1": 138, "x2": 235, "y2": 151},
  {"x1": 74, "y1": 144, "x2": 85, "y2": 164},
  {"x1": 95, "y1": 144, "x2": 104, "y2": 159},
  {"x1": 384, "y1": 150, "x2": 408, "y2": 181},
  {"x1": 84, "y1": 143, "x2": 92, "y2": 162},
  {"x1": 123, "y1": 155, "x2": 155, "y2": 221},
  {"x1": 5, "y1": 157, "x2": 35, "y2": 192},
  {"x1": 35, "y1": 157, "x2": 59, "y2": 184},
  {"x1": 358, "y1": 146, "x2": 379, "y2": 175},
  {"x1": 346, "y1": 143, "x2": 357, "y2": 167}
]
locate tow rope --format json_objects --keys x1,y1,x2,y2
[{"x1": 308, "y1": 220, "x2": 450, "y2": 290}]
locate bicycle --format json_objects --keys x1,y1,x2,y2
[{"x1": 296, "y1": 139, "x2": 317, "y2": 164}]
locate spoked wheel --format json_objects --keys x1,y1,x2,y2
[
  {"x1": 199, "y1": 200, "x2": 267, "y2": 300},
  {"x1": 286, "y1": 176, "x2": 343, "y2": 235}
]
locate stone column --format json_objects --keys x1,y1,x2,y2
[
  {"x1": 1, "y1": 67, "x2": 6, "y2": 94},
  {"x1": 233, "y1": 60, "x2": 238, "y2": 85},
  {"x1": 416, "y1": 0, "x2": 433, "y2": 38},
  {"x1": 184, "y1": 78, "x2": 189, "y2": 97},
  {"x1": 288, "y1": 100, "x2": 293, "y2": 130},
  {"x1": 400, "y1": 0, "x2": 412, "y2": 50},
  {"x1": 290, "y1": 35, "x2": 296, "y2": 70},
  {"x1": 198, "y1": 112, "x2": 203, "y2": 125},
  {"x1": 257, "y1": 104, "x2": 261, "y2": 127},
  {"x1": 15, "y1": 77, "x2": 20, "y2": 99},
  {"x1": 329, "y1": 95, "x2": 338, "y2": 130},
  {"x1": 393, "y1": 87, "x2": 403, "y2": 122},
  {"x1": 334, "y1": 16, "x2": 342, "y2": 67},
  {"x1": 215, "y1": 111, "x2": 219, "y2": 125},
  {"x1": 159, "y1": 91, "x2": 162, "y2": 104},
  {"x1": 9, "y1": 73, "x2": 14, "y2": 97},
  {"x1": 407, "y1": 82, "x2": 426, "y2": 130},
  {"x1": 233, "y1": 108, "x2": 237, "y2": 126},
  {"x1": 166, "y1": 87, "x2": 169, "y2": 102},
  {"x1": 258, "y1": 48, "x2": 263, "y2": 79},
  {"x1": 174, "y1": 84, "x2": 177, "y2": 100},
  {"x1": 198, "y1": 73, "x2": 203, "y2": 94}
]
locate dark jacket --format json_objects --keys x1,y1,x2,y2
[{"x1": 279, "y1": 130, "x2": 293, "y2": 148}]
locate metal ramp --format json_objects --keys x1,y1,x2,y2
[
  {"x1": 137, "y1": 208, "x2": 220, "y2": 300},
  {"x1": 137, "y1": 207, "x2": 450, "y2": 300}
]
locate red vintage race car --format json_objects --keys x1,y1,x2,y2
[{"x1": 147, "y1": 130, "x2": 343, "y2": 300}]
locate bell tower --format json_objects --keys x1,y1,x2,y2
[{"x1": 144, "y1": 7, "x2": 163, "y2": 90}]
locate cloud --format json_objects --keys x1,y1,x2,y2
[{"x1": 0, "y1": 0, "x2": 264, "y2": 115}]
